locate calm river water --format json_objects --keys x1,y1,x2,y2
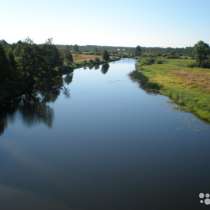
[{"x1": 0, "y1": 59, "x2": 210, "y2": 210}]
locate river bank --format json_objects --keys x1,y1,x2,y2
[
  {"x1": 132, "y1": 58, "x2": 210, "y2": 122},
  {"x1": 0, "y1": 57, "x2": 119, "y2": 108}
]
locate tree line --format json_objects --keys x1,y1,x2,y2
[
  {"x1": 0, "y1": 38, "x2": 112, "y2": 97},
  {"x1": 1, "y1": 38, "x2": 209, "y2": 102},
  {"x1": 0, "y1": 37, "x2": 112, "y2": 135},
  {"x1": 0, "y1": 38, "x2": 63, "y2": 86},
  {"x1": 134, "y1": 40, "x2": 210, "y2": 68}
]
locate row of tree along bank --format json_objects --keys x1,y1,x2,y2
[
  {"x1": 0, "y1": 38, "x2": 118, "y2": 106},
  {"x1": 136, "y1": 40, "x2": 210, "y2": 68}
]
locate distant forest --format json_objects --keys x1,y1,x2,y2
[{"x1": 57, "y1": 44, "x2": 194, "y2": 57}]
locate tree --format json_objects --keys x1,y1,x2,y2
[
  {"x1": 94, "y1": 57, "x2": 101, "y2": 64},
  {"x1": 0, "y1": 44, "x2": 11, "y2": 81},
  {"x1": 63, "y1": 47, "x2": 74, "y2": 66},
  {"x1": 45, "y1": 38, "x2": 53, "y2": 45},
  {"x1": 41, "y1": 40, "x2": 62, "y2": 70},
  {"x1": 13, "y1": 41, "x2": 42, "y2": 80},
  {"x1": 7, "y1": 49, "x2": 16, "y2": 73},
  {"x1": 94, "y1": 47, "x2": 99, "y2": 55},
  {"x1": 73, "y1": 44, "x2": 80, "y2": 53},
  {"x1": 135, "y1": 46, "x2": 142, "y2": 57},
  {"x1": 102, "y1": 50, "x2": 110, "y2": 62},
  {"x1": 24, "y1": 37, "x2": 34, "y2": 45},
  {"x1": 194, "y1": 41, "x2": 210, "y2": 67},
  {"x1": 12, "y1": 38, "x2": 62, "y2": 87}
]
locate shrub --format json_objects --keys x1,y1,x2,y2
[
  {"x1": 156, "y1": 58, "x2": 164, "y2": 64},
  {"x1": 140, "y1": 57, "x2": 155, "y2": 66},
  {"x1": 140, "y1": 56, "x2": 165, "y2": 66}
]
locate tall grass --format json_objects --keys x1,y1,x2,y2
[{"x1": 135, "y1": 58, "x2": 210, "y2": 122}]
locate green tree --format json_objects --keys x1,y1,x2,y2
[
  {"x1": 135, "y1": 46, "x2": 142, "y2": 57},
  {"x1": 24, "y1": 37, "x2": 34, "y2": 45},
  {"x1": 12, "y1": 38, "x2": 62, "y2": 87},
  {"x1": 73, "y1": 44, "x2": 80, "y2": 53},
  {"x1": 13, "y1": 41, "x2": 41, "y2": 80},
  {"x1": 41, "y1": 39, "x2": 62, "y2": 69},
  {"x1": 94, "y1": 47, "x2": 99, "y2": 55},
  {"x1": 0, "y1": 44, "x2": 11, "y2": 81},
  {"x1": 194, "y1": 41, "x2": 210, "y2": 67},
  {"x1": 64, "y1": 47, "x2": 74, "y2": 66},
  {"x1": 102, "y1": 50, "x2": 110, "y2": 62}
]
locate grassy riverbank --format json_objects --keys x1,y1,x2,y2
[{"x1": 134, "y1": 58, "x2": 210, "y2": 122}]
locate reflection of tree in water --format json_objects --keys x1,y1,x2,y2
[
  {"x1": 129, "y1": 70, "x2": 160, "y2": 94},
  {"x1": 0, "y1": 104, "x2": 16, "y2": 136},
  {"x1": 0, "y1": 118, "x2": 7, "y2": 136},
  {"x1": 0, "y1": 95, "x2": 54, "y2": 136},
  {"x1": 18, "y1": 96, "x2": 54, "y2": 128},
  {"x1": 64, "y1": 73, "x2": 73, "y2": 85},
  {"x1": 0, "y1": 72, "x2": 73, "y2": 136},
  {"x1": 81, "y1": 63, "x2": 109, "y2": 73},
  {"x1": 63, "y1": 73, "x2": 74, "y2": 98},
  {"x1": 101, "y1": 63, "x2": 110, "y2": 74},
  {"x1": 94, "y1": 64, "x2": 100, "y2": 70}
]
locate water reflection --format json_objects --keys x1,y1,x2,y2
[
  {"x1": 101, "y1": 63, "x2": 110, "y2": 74},
  {"x1": 19, "y1": 97, "x2": 54, "y2": 128},
  {"x1": 64, "y1": 73, "x2": 73, "y2": 85},
  {"x1": 94, "y1": 64, "x2": 100, "y2": 70},
  {"x1": 82, "y1": 63, "x2": 110, "y2": 73},
  {"x1": 0, "y1": 59, "x2": 210, "y2": 210},
  {"x1": 0, "y1": 72, "x2": 74, "y2": 136},
  {"x1": 0, "y1": 62, "x2": 110, "y2": 136},
  {"x1": 0, "y1": 104, "x2": 16, "y2": 135},
  {"x1": 129, "y1": 69, "x2": 160, "y2": 94},
  {"x1": 0, "y1": 97, "x2": 53, "y2": 136}
]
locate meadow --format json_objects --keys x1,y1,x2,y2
[
  {"x1": 135, "y1": 58, "x2": 210, "y2": 122},
  {"x1": 73, "y1": 53, "x2": 102, "y2": 64}
]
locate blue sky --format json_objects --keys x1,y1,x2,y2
[{"x1": 1, "y1": 0, "x2": 210, "y2": 47}]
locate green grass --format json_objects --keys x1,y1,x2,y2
[
  {"x1": 73, "y1": 53, "x2": 102, "y2": 64},
  {"x1": 135, "y1": 58, "x2": 210, "y2": 122}
]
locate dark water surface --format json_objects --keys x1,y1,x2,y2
[{"x1": 0, "y1": 59, "x2": 210, "y2": 210}]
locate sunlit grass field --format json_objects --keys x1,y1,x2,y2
[
  {"x1": 73, "y1": 53, "x2": 101, "y2": 63},
  {"x1": 136, "y1": 58, "x2": 210, "y2": 122}
]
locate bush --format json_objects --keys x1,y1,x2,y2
[
  {"x1": 187, "y1": 62, "x2": 197, "y2": 68},
  {"x1": 188, "y1": 59, "x2": 210, "y2": 68},
  {"x1": 140, "y1": 57, "x2": 155, "y2": 66},
  {"x1": 94, "y1": 57, "x2": 101, "y2": 64},
  {"x1": 166, "y1": 54, "x2": 181, "y2": 59},
  {"x1": 156, "y1": 58, "x2": 164, "y2": 64},
  {"x1": 140, "y1": 56, "x2": 165, "y2": 66}
]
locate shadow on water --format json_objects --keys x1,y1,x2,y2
[
  {"x1": 0, "y1": 72, "x2": 74, "y2": 136},
  {"x1": 101, "y1": 63, "x2": 110, "y2": 74},
  {"x1": 82, "y1": 62, "x2": 110, "y2": 74},
  {"x1": 1, "y1": 59, "x2": 210, "y2": 210},
  {"x1": 129, "y1": 69, "x2": 160, "y2": 94},
  {"x1": 0, "y1": 62, "x2": 110, "y2": 136}
]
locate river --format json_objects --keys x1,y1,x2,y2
[{"x1": 0, "y1": 59, "x2": 210, "y2": 210}]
